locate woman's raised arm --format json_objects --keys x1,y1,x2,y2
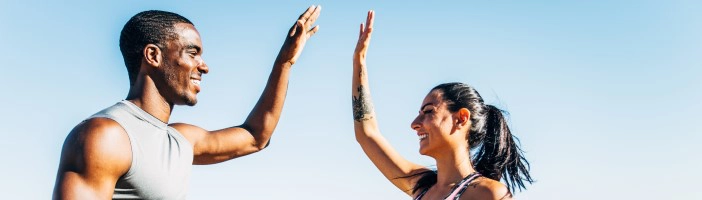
[{"x1": 351, "y1": 10, "x2": 429, "y2": 196}]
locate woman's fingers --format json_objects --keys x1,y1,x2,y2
[{"x1": 366, "y1": 10, "x2": 374, "y2": 31}]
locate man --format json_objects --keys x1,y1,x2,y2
[{"x1": 53, "y1": 6, "x2": 321, "y2": 199}]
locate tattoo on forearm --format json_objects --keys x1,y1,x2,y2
[{"x1": 352, "y1": 85, "x2": 373, "y2": 122}]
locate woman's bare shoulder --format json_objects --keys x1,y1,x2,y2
[{"x1": 461, "y1": 177, "x2": 512, "y2": 200}]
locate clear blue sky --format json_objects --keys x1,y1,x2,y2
[{"x1": 1, "y1": 0, "x2": 700, "y2": 199}]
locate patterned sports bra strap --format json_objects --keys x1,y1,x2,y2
[
  {"x1": 414, "y1": 188, "x2": 428, "y2": 200},
  {"x1": 414, "y1": 172, "x2": 481, "y2": 200},
  {"x1": 447, "y1": 172, "x2": 481, "y2": 200}
]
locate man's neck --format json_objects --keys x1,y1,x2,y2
[{"x1": 125, "y1": 76, "x2": 174, "y2": 123}]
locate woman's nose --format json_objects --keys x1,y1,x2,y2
[{"x1": 410, "y1": 115, "x2": 421, "y2": 130}]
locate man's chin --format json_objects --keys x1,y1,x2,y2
[
  {"x1": 176, "y1": 96, "x2": 198, "y2": 106},
  {"x1": 184, "y1": 99, "x2": 197, "y2": 106}
]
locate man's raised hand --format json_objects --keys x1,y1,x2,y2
[{"x1": 277, "y1": 5, "x2": 322, "y2": 66}]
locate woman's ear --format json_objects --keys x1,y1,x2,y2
[
  {"x1": 143, "y1": 44, "x2": 162, "y2": 68},
  {"x1": 457, "y1": 108, "x2": 471, "y2": 127}
]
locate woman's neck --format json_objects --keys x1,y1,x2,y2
[{"x1": 434, "y1": 146, "x2": 476, "y2": 188}]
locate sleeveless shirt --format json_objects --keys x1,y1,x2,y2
[{"x1": 89, "y1": 101, "x2": 193, "y2": 199}]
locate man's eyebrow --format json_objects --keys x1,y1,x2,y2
[{"x1": 185, "y1": 44, "x2": 201, "y2": 52}]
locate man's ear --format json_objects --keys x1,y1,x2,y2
[
  {"x1": 143, "y1": 44, "x2": 162, "y2": 68},
  {"x1": 457, "y1": 108, "x2": 471, "y2": 127}
]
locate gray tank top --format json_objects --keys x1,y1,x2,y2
[{"x1": 89, "y1": 100, "x2": 193, "y2": 200}]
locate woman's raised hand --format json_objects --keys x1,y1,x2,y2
[{"x1": 353, "y1": 10, "x2": 374, "y2": 67}]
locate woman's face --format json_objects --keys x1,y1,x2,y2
[{"x1": 411, "y1": 90, "x2": 463, "y2": 157}]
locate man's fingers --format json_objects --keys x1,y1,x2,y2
[
  {"x1": 295, "y1": 20, "x2": 305, "y2": 36},
  {"x1": 289, "y1": 5, "x2": 322, "y2": 39},
  {"x1": 298, "y1": 5, "x2": 315, "y2": 24},
  {"x1": 305, "y1": 5, "x2": 322, "y2": 28},
  {"x1": 288, "y1": 23, "x2": 298, "y2": 37},
  {"x1": 307, "y1": 25, "x2": 320, "y2": 37}
]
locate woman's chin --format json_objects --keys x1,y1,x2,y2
[{"x1": 418, "y1": 146, "x2": 431, "y2": 156}]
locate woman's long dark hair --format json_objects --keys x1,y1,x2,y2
[{"x1": 412, "y1": 82, "x2": 533, "y2": 194}]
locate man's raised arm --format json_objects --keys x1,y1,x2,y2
[{"x1": 172, "y1": 5, "x2": 322, "y2": 165}]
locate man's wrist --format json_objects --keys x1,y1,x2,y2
[{"x1": 274, "y1": 58, "x2": 294, "y2": 69}]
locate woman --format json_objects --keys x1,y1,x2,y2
[{"x1": 352, "y1": 11, "x2": 532, "y2": 200}]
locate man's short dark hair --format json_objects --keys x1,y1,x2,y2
[{"x1": 119, "y1": 10, "x2": 193, "y2": 85}]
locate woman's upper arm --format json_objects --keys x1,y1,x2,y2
[{"x1": 355, "y1": 128, "x2": 430, "y2": 196}]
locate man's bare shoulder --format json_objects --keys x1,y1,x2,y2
[
  {"x1": 60, "y1": 117, "x2": 131, "y2": 172},
  {"x1": 54, "y1": 118, "x2": 132, "y2": 199}
]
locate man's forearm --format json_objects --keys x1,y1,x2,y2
[
  {"x1": 241, "y1": 62, "x2": 291, "y2": 149},
  {"x1": 238, "y1": 5, "x2": 319, "y2": 149}
]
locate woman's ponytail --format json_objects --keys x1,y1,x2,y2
[{"x1": 473, "y1": 104, "x2": 533, "y2": 192}]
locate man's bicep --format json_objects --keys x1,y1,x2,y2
[
  {"x1": 172, "y1": 123, "x2": 260, "y2": 164},
  {"x1": 54, "y1": 171, "x2": 113, "y2": 199},
  {"x1": 53, "y1": 118, "x2": 131, "y2": 199}
]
